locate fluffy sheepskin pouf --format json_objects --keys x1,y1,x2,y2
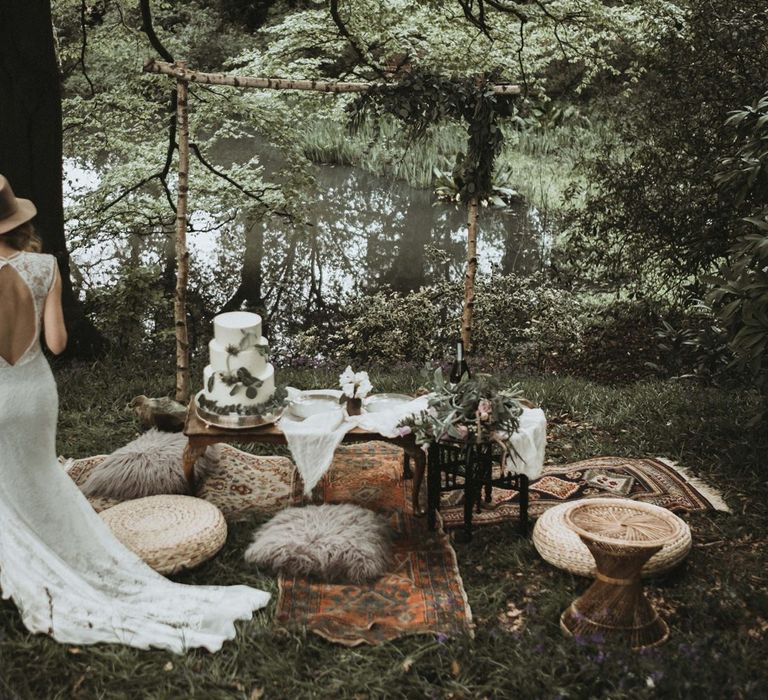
[
  {"x1": 80, "y1": 429, "x2": 220, "y2": 500},
  {"x1": 244, "y1": 503, "x2": 392, "y2": 584}
]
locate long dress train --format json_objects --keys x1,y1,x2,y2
[{"x1": 0, "y1": 251, "x2": 269, "y2": 653}]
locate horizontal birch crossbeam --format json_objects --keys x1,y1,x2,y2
[{"x1": 143, "y1": 59, "x2": 522, "y2": 95}]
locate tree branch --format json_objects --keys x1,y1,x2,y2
[
  {"x1": 329, "y1": 0, "x2": 386, "y2": 78},
  {"x1": 138, "y1": 0, "x2": 174, "y2": 63},
  {"x1": 78, "y1": 0, "x2": 95, "y2": 97}
]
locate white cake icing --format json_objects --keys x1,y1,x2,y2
[{"x1": 200, "y1": 311, "x2": 277, "y2": 414}]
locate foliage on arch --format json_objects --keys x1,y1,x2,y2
[{"x1": 347, "y1": 68, "x2": 517, "y2": 202}]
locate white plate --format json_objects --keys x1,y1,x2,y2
[
  {"x1": 299, "y1": 388, "x2": 343, "y2": 399},
  {"x1": 363, "y1": 393, "x2": 414, "y2": 413},
  {"x1": 288, "y1": 391, "x2": 343, "y2": 419}
]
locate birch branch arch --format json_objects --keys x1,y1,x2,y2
[{"x1": 142, "y1": 58, "x2": 521, "y2": 401}]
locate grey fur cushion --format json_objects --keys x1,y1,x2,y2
[
  {"x1": 244, "y1": 503, "x2": 392, "y2": 584},
  {"x1": 80, "y1": 429, "x2": 220, "y2": 499}
]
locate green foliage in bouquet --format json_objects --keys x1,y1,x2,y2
[{"x1": 399, "y1": 369, "x2": 523, "y2": 448}]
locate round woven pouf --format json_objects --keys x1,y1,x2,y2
[
  {"x1": 533, "y1": 500, "x2": 691, "y2": 578},
  {"x1": 100, "y1": 495, "x2": 227, "y2": 575},
  {"x1": 559, "y1": 498, "x2": 687, "y2": 650}
]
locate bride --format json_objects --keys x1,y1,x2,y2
[{"x1": 0, "y1": 175, "x2": 269, "y2": 653}]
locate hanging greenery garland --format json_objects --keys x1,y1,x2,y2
[{"x1": 347, "y1": 68, "x2": 517, "y2": 202}]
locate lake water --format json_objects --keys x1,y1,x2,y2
[{"x1": 65, "y1": 137, "x2": 550, "y2": 307}]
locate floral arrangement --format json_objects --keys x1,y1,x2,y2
[
  {"x1": 398, "y1": 369, "x2": 523, "y2": 455},
  {"x1": 339, "y1": 366, "x2": 373, "y2": 399}
]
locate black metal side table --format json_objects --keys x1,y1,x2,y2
[{"x1": 426, "y1": 440, "x2": 529, "y2": 542}]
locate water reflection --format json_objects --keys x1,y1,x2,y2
[
  {"x1": 256, "y1": 160, "x2": 547, "y2": 296},
  {"x1": 65, "y1": 139, "x2": 548, "y2": 309}
]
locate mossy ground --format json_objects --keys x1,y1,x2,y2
[{"x1": 1, "y1": 356, "x2": 766, "y2": 699}]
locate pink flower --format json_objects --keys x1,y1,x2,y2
[
  {"x1": 455, "y1": 424, "x2": 469, "y2": 439},
  {"x1": 397, "y1": 425, "x2": 412, "y2": 437},
  {"x1": 477, "y1": 398, "x2": 492, "y2": 422}
]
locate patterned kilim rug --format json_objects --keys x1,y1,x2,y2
[
  {"x1": 438, "y1": 455, "x2": 730, "y2": 529},
  {"x1": 276, "y1": 443, "x2": 473, "y2": 646}
]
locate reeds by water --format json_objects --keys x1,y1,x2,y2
[{"x1": 298, "y1": 116, "x2": 615, "y2": 213}]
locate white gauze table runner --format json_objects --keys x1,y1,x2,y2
[{"x1": 278, "y1": 391, "x2": 546, "y2": 494}]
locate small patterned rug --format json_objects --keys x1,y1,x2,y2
[
  {"x1": 437, "y1": 455, "x2": 730, "y2": 530},
  {"x1": 276, "y1": 443, "x2": 473, "y2": 646}
]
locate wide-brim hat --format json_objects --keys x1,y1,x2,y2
[{"x1": 0, "y1": 175, "x2": 37, "y2": 235}]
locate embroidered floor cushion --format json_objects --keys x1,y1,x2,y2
[{"x1": 245, "y1": 503, "x2": 392, "y2": 584}]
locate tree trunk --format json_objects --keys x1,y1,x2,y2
[
  {"x1": 220, "y1": 218, "x2": 265, "y2": 317},
  {"x1": 174, "y1": 69, "x2": 190, "y2": 402},
  {"x1": 461, "y1": 197, "x2": 479, "y2": 353},
  {"x1": 0, "y1": 0, "x2": 102, "y2": 356},
  {"x1": 384, "y1": 200, "x2": 427, "y2": 293}
]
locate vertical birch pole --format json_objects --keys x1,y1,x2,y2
[
  {"x1": 174, "y1": 62, "x2": 190, "y2": 402},
  {"x1": 461, "y1": 196, "x2": 479, "y2": 353}
]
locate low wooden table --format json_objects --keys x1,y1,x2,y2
[{"x1": 182, "y1": 396, "x2": 427, "y2": 514}]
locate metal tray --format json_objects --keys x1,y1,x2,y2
[{"x1": 194, "y1": 391, "x2": 284, "y2": 429}]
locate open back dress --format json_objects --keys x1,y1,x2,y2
[{"x1": 0, "y1": 251, "x2": 269, "y2": 652}]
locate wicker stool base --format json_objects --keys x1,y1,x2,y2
[
  {"x1": 560, "y1": 585, "x2": 670, "y2": 649},
  {"x1": 559, "y1": 498, "x2": 686, "y2": 650}
]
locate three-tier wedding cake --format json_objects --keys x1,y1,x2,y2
[{"x1": 198, "y1": 311, "x2": 278, "y2": 416}]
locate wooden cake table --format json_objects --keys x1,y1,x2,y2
[{"x1": 182, "y1": 396, "x2": 427, "y2": 514}]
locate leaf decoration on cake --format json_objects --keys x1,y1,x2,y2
[
  {"x1": 229, "y1": 385, "x2": 240, "y2": 396},
  {"x1": 198, "y1": 386, "x2": 288, "y2": 417},
  {"x1": 207, "y1": 374, "x2": 215, "y2": 393},
  {"x1": 246, "y1": 386, "x2": 258, "y2": 399},
  {"x1": 220, "y1": 372, "x2": 239, "y2": 386},
  {"x1": 239, "y1": 329, "x2": 261, "y2": 351},
  {"x1": 236, "y1": 367, "x2": 263, "y2": 387},
  {"x1": 255, "y1": 344, "x2": 269, "y2": 358}
]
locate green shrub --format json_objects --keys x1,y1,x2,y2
[
  {"x1": 83, "y1": 266, "x2": 172, "y2": 351},
  {"x1": 291, "y1": 273, "x2": 586, "y2": 369},
  {"x1": 707, "y1": 91, "x2": 768, "y2": 423}
]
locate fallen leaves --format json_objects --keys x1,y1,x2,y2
[
  {"x1": 746, "y1": 617, "x2": 768, "y2": 640},
  {"x1": 497, "y1": 601, "x2": 526, "y2": 634}
]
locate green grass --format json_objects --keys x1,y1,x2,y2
[{"x1": 2, "y1": 356, "x2": 767, "y2": 699}]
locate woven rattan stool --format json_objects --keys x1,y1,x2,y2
[
  {"x1": 559, "y1": 498, "x2": 686, "y2": 649},
  {"x1": 533, "y1": 500, "x2": 691, "y2": 578},
  {"x1": 100, "y1": 495, "x2": 227, "y2": 575}
]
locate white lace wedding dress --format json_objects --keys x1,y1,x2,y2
[{"x1": 0, "y1": 251, "x2": 269, "y2": 653}]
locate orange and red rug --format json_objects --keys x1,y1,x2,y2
[{"x1": 276, "y1": 443, "x2": 473, "y2": 646}]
